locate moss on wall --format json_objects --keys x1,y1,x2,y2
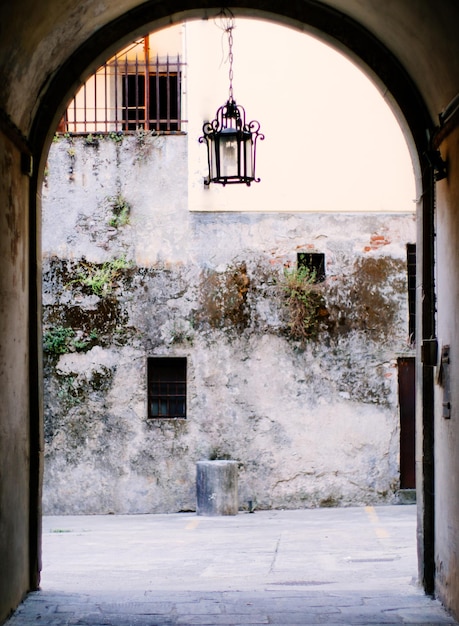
[
  {"x1": 196, "y1": 262, "x2": 251, "y2": 332},
  {"x1": 324, "y1": 256, "x2": 407, "y2": 340},
  {"x1": 43, "y1": 257, "x2": 137, "y2": 354}
]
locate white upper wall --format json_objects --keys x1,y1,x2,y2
[
  {"x1": 64, "y1": 18, "x2": 416, "y2": 213},
  {"x1": 185, "y1": 18, "x2": 416, "y2": 212}
]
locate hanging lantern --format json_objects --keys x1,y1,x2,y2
[{"x1": 199, "y1": 14, "x2": 264, "y2": 186}]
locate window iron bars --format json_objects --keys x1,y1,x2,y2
[
  {"x1": 149, "y1": 382, "x2": 186, "y2": 418},
  {"x1": 59, "y1": 52, "x2": 186, "y2": 134},
  {"x1": 147, "y1": 358, "x2": 187, "y2": 419}
]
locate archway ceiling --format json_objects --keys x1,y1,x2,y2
[{"x1": 1, "y1": 0, "x2": 459, "y2": 135}]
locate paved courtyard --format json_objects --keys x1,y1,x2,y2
[{"x1": 5, "y1": 505, "x2": 459, "y2": 625}]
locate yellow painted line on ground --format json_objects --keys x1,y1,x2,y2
[
  {"x1": 365, "y1": 505, "x2": 379, "y2": 523},
  {"x1": 185, "y1": 519, "x2": 200, "y2": 530},
  {"x1": 365, "y1": 506, "x2": 390, "y2": 539}
]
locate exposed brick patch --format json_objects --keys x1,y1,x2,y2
[{"x1": 364, "y1": 233, "x2": 391, "y2": 252}]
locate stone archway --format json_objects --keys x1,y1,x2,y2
[{"x1": 26, "y1": 0, "x2": 436, "y2": 608}]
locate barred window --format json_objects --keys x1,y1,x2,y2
[
  {"x1": 59, "y1": 40, "x2": 185, "y2": 134},
  {"x1": 122, "y1": 68, "x2": 180, "y2": 132},
  {"x1": 147, "y1": 357, "x2": 187, "y2": 419}
]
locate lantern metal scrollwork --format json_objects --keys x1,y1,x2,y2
[{"x1": 199, "y1": 13, "x2": 264, "y2": 186}]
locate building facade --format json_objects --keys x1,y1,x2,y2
[{"x1": 42, "y1": 129, "x2": 415, "y2": 513}]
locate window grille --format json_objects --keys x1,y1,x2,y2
[
  {"x1": 297, "y1": 252, "x2": 326, "y2": 283},
  {"x1": 59, "y1": 45, "x2": 186, "y2": 134},
  {"x1": 147, "y1": 357, "x2": 187, "y2": 419}
]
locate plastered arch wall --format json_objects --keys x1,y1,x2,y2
[{"x1": 1, "y1": 0, "x2": 459, "y2": 622}]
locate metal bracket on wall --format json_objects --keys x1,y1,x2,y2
[
  {"x1": 437, "y1": 344, "x2": 451, "y2": 419},
  {"x1": 421, "y1": 338, "x2": 438, "y2": 367}
]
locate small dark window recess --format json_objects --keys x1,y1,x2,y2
[
  {"x1": 407, "y1": 243, "x2": 416, "y2": 345},
  {"x1": 297, "y1": 252, "x2": 325, "y2": 283},
  {"x1": 147, "y1": 357, "x2": 186, "y2": 419}
]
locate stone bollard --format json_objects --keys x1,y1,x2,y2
[{"x1": 196, "y1": 460, "x2": 238, "y2": 516}]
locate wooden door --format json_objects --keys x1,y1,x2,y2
[{"x1": 398, "y1": 357, "x2": 416, "y2": 489}]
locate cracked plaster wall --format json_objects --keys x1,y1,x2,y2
[{"x1": 41, "y1": 135, "x2": 415, "y2": 514}]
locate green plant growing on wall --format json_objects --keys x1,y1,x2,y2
[
  {"x1": 167, "y1": 319, "x2": 195, "y2": 345},
  {"x1": 108, "y1": 194, "x2": 131, "y2": 228},
  {"x1": 280, "y1": 266, "x2": 328, "y2": 342},
  {"x1": 108, "y1": 130, "x2": 124, "y2": 143},
  {"x1": 43, "y1": 326, "x2": 75, "y2": 355},
  {"x1": 134, "y1": 127, "x2": 157, "y2": 162},
  {"x1": 43, "y1": 326, "x2": 99, "y2": 355},
  {"x1": 84, "y1": 133, "x2": 102, "y2": 147},
  {"x1": 57, "y1": 375, "x2": 83, "y2": 408},
  {"x1": 135, "y1": 127, "x2": 156, "y2": 145},
  {"x1": 73, "y1": 256, "x2": 132, "y2": 296},
  {"x1": 71, "y1": 337, "x2": 91, "y2": 351}
]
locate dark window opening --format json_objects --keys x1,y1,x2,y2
[
  {"x1": 297, "y1": 252, "x2": 326, "y2": 283},
  {"x1": 150, "y1": 74, "x2": 180, "y2": 132},
  {"x1": 122, "y1": 73, "x2": 180, "y2": 132},
  {"x1": 407, "y1": 243, "x2": 416, "y2": 345},
  {"x1": 123, "y1": 74, "x2": 146, "y2": 130},
  {"x1": 148, "y1": 357, "x2": 186, "y2": 419}
]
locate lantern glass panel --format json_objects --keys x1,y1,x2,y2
[
  {"x1": 208, "y1": 135, "x2": 218, "y2": 181},
  {"x1": 219, "y1": 129, "x2": 239, "y2": 179},
  {"x1": 243, "y1": 133, "x2": 253, "y2": 179}
]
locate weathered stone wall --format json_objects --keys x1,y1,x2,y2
[
  {"x1": 42, "y1": 134, "x2": 415, "y2": 514},
  {"x1": 434, "y1": 125, "x2": 459, "y2": 613},
  {"x1": 0, "y1": 131, "x2": 32, "y2": 617}
]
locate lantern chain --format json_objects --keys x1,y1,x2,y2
[
  {"x1": 227, "y1": 23, "x2": 234, "y2": 102},
  {"x1": 200, "y1": 10, "x2": 264, "y2": 186}
]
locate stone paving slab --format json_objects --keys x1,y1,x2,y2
[
  {"x1": 6, "y1": 590, "x2": 457, "y2": 625},
  {"x1": 4, "y1": 506, "x2": 459, "y2": 625}
]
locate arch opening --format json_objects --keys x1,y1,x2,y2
[
  {"x1": 28, "y1": 0, "x2": 435, "y2": 605},
  {"x1": 42, "y1": 4, "x2": 420, "y2": 572}
]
